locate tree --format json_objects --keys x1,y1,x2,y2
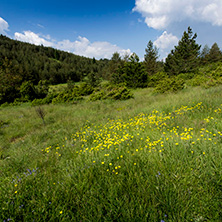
[
  {"x1": 144, "y1": 40, "x2": 159, "y2": 76},
  {"x1": 164, "y1": 27, "x2": 201, "y2": 75},
  {"x1": 108, "y1": 52, "x2": 123, "y2": 81},
  {"x1": 200, "y1": 44, "x2": 210, "y2": 64},
  {"x1": 0, "y1": 58, "x2": 22, "y2": 104},
  {"x1": 113, "y1": 53, "x2": 148, "y2": 88},
  {"x1": 208, "y1": 43, "x2": 222, "y2": 63}
]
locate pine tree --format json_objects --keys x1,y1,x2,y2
[
  {"x1": 144, "y1": 40, "x2": 159, "y2": 76},
  {"x1": 164, "y1": 27, "x2": 201, "y2": 75},
  {"x1": 113, "y1": 53, "x2": 147, "y2": 88},
  {"x1": 200, "y1": 44, "x2": 210, "y2": 64},
  {"x1": 208, "y1": 43, "x2": 222, "y2": 63}
]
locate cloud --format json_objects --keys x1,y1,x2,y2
[
  {"x1": 133, "y1": 0, "x2": 222, "y2": 29},
  {"x1": 0, "y1": 17, "x2": 9, "y2": 34},
  {"x1": 154, "y1": 31, "x2": 178, "y2": 50},
  {"x1": 14, "y1": 31, "x2": 54, "y2": 47},
  {"x1": 14, "y1": 31, "x2": 131, "y2": 59},
  {"x1": 154, "y1": 31, "x2": 179, "y2": 59},
  {"x1": 57, "y1": 36, "x2": 131, "y2": 59}
]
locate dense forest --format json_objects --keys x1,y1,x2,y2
[{"x1": 0, "y1": 27, "x2": 222, "y2": 105}]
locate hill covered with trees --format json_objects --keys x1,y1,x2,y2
[{"x1": 0, "y1": 27, "x2": 222, "y2": 106}]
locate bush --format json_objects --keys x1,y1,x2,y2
[
  {"x1": 20, "y1": 81, "x2": 36, "y2": 101},
  {"x1": 186, "y1": 75, "x2": 209, "y2": 86},
  {"x1": 177, "y1": 72, "x2": 195, "y2": 80},
  {"x1": 89, "y1": 84, "x2": 133, "y2": 101},
  {"x1": 78, "y1": 82, "x2": 94, "y2": 96},
  {"x1": 154, "y1": 77, "x2": 185, "y2": 93},
  {"x1": 203, "y1": 77, "x2": 222, "y2": 88},
  {"x1": 147, "y1": 71, "x2": 168, "y2": 87},
  {"x1": 89, "y1": 90, "x2": 105, "y2": 101},
  {"x1": 31, "y1": 93, "x2": 57, "y2": 106},
  {"x1": 35, "y1": 80, "x2": 49, "y2": 99}
]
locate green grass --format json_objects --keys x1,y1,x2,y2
[{"x1": 1, "y1": 86, "x2": 222, "y2": 221}]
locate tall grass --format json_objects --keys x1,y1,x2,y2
[{"x1": 0, "y1": 86, "x2": 222, "y2": 221}]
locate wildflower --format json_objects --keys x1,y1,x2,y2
[
  {"x1": 60, "y1": 211, "x2": 63, "y2": 214},
  {"x1": 15, "y1": 191, "x2": 17, "y2": 194}
]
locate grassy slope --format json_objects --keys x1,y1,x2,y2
[{"x1": 0, "y1": 86, "x2": 222, "y2": 221}]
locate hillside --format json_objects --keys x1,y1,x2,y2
[
  {"x1": 0, "y1": 85, "x2": 222, "y2": 220},
  {"x1": 0, "y1": 35, "x2": 108, "y2": 84}
]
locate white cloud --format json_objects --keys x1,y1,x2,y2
[
  {"x1": 14, "y1": 31, "x2": 54, "y2": 47},
  {"x1": 14, "y1": 31, "x2": 131, "y2": 59},
  {"x1": 0, "y1": 17, "x2": 9, "y2": 34},
  {"x1": 57, "y1": 36, "x2": 131, "y2": 59},
  {"x1": 154, "y1": 31, "x2": 179, "y2": 60},
  {"x1": 133, "y1": 0, "x2": 222, "y2": 29},
  {"x1": 154, "y1": 31, "x2": 178, "y2": 50}
]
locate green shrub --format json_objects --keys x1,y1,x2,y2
[
  {"x1": 203, "y1": 77, "x2": 222, "y2": 88},
  {"x1": 89, "y1": 90, "x2": 105, "y2": 101},
  {"x1": 20, "y1": 81, "x2": 36, "y2": 101},
  {"x1": 52, "y1": 91, "x2": 83, "y2": 104},
  {"x1": 78, "y1": 82, "x2": 94, "y2": 96},
  {"x1": 147, "y1": 71, "x2": 168, "y2": 87},
  {"x1": 109, "y1": 86, "x2": 133, "y2": 100},
  {"x1": 186, "y1": 75, "x2": 209, "y2": 86},
  {"x1": 89, "y1": 84, "x2": 133, "y2": 101},
  {"x1": 31, "y1": 94, "x2": 57, "y2": 106},
  {"x1": 177, "y1": 72, "x2": 195, "y2": 80},
  {"x1": 154, "y1": 77, "x2": 185, "y2": 93},
  {"x1": 35, "y1": 80, "x2": 49, "y2": 99},
  {"x1": 210, "y1": 64, "x2": 222, "y2": 77}
]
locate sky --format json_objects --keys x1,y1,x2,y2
[{"x1": 1, "y1": 0, "x2": 222, "y2": 60}]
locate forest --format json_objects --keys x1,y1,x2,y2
[{"x1": 0, "y1": 26, "x2": 222, "y2": 105}]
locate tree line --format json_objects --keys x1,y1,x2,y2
[{"x1": 0, "y1": 27, "x2": 222, "y2": 105}]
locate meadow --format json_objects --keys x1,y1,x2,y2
[{"x1": 0, "y1": 85, "x2": 222, "y2": 221}]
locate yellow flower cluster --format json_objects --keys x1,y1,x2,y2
[{"x1": 43, "y1": 102, "x2": 222, "y2": 174}]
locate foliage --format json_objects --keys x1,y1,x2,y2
[
  {"x1": 113, "y1": 53, "x2": 148, "y2": 88},
  {"x1": 0, "y1": 35, "x2": 108, "y2": 86},
  {"x1": 31, "y1": 94, "x2": 57, "y2": 106},
  {"x1": 208, "y1": 43, "x2": 222, "y2": 63},
  {"x1": 35, "y1": 80, "x2": 49, "y2": 99},
  {"x1": 50, "y1": 83, "x2": 93, "y2": 104},
  {"x1": 164, "y1": 27, "x2": 201, "y2": 76},
  {"x1": 19, "y1": 81, "x2": 37, "y2": 101},
  {"x1": 144, "y1": 40, "x2": 159, "y2": 76},
  {"x1": 0, "y1": 58, "x2": 22, "y2": 104},
  {"x1": 203, "y1": 77, "x2": 222, "y2": 89},
  {"x1": 107, "y1": 52, "x2": 123, "y2": 81},
  {"x1": 89, "y1": 83, "x2": 133, "y2": 101},
  {"x1": 154, "y1": 77, "x2": 185, "y2": 93},
  {"x1": 186, "y1": 75, "x2": 209, "y2": 86},
  {"x1": 147, "y1": 71, "x2": 168, "y2": 87}
]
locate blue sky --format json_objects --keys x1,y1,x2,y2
[{"x1": 1, "y1": 0, "x2": 222, "y2": 60}]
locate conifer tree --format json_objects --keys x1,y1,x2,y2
[
  {"x1": 208, "y1": 43, "x2": 222, "y2": 63},
  {"x1": 164, "y1": 27, "x2": 201, "y2": 75},
  {"x1": 144, "y1": 40, "x2": 159, "y2": 76},
  {"x1": 113, "y1": 53, "x2": 147, "y2": 88},
  {"x1": 200, "y1": 44, "x2": 210, "y2": 64}
]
